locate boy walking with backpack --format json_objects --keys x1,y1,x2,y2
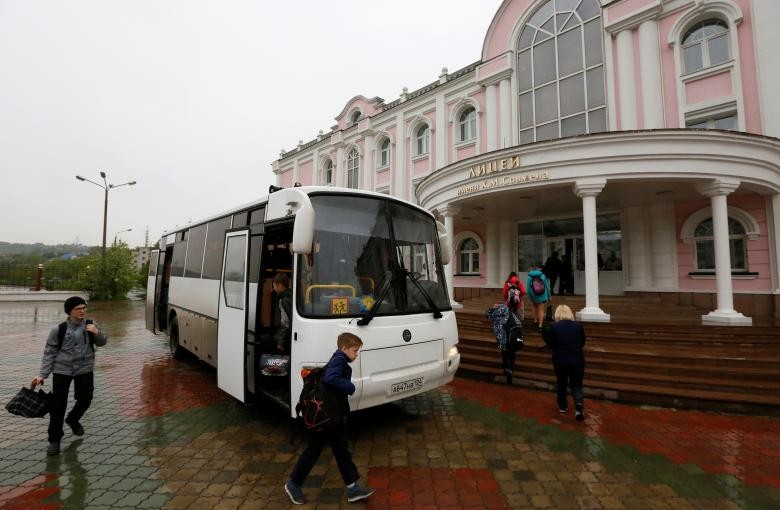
[{"x1": 285, "y1": 333, "x2": 375, "y2": 505}]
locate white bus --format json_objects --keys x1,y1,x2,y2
[{"x1": 145, "y1": 186, "x2": 460, "y2": 415}]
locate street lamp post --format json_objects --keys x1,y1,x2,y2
[
  {"x1": 113, "y1": 228, "x2": 133, "y2": 245},
  {"x1": 76, "y1": 171, "x2": 136, "y2": 290}
]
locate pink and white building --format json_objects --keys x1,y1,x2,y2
[{"x1": 272, "y1": 0, "x2": 780, "y2": 325}]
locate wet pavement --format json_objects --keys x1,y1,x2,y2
[{"x1": 1, "y1": 300, "x2": 779, "y2": 509}]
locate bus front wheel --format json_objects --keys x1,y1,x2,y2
[{"x1": 168, "y1": 317, "x2": 185, "y2": 359}]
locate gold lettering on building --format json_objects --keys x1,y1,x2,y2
[
  {"x1": 456, "y1": 171, "x2": 550, "y2": 196},
  {"x1": 467, "y1": 155, "x2": 521, "y2": 178}
]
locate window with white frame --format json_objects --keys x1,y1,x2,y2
[
  {"x1": 458, "y1": 238, "x2": 480, "y2": 274},
  {"x1": 516, "y1": 0, "x2": 606, "y2": 144},
  {"x1": 415, "y1": 124, "x2": 430, "y2": 156},
  {"x1": 379, "y1": 138, "x2": 391, "y2": 167},
  {"x1": 323, "y1": 160, "x2": 333, "y2": 185},
  {"x1": 687, "y1": 113, "x2": 737, "y2": 131},
  {"x1": 682, "y1": 20, "x2": 730, "y2": 74},
  {"x1": 693, "y1": 217, "x2": 747, "y2": 271},
  {"x1": 346, "y1": 149, "x2": 359, "y2": 189},
  {"x1": 458, "y1": 107, "x2": 477, "y2": 142}
]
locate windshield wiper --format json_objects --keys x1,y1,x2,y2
[
  {"x1": 405, "y1": 271, "x2": 443, "y2": 319},
  {"x1": 357, "y1": 270, "x2": 393, "y2": 326}
]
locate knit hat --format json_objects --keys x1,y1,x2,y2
[{"x1": 64, "y1": 296, "x2": 87, "y2": 314}]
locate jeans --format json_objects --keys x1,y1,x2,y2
[
  {"x1": 290, "y1": 422, "x2": 359, "y2": 486},
  {"x1": 553, "y1": 364, "x2": 584, "y2": 411},
  {"x1": 48, "y1": 372, "x2": 94, "y2": 443},
  {"x1": 501, "y1": 349, "x2": 516, "y2": 372}
]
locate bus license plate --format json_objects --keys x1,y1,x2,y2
[{"x1": 390, "y1": 377, "x2": 424, "y2": 395}]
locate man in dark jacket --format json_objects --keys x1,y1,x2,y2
[
  {"x1": 31, "y1": 296, "x2": 107, "y2": 455},
  {"x1": 542, "y1": 304, "x2": 586, "y2": 421},
  {"x1": 285, "y1": 333, "x2": 374, "y2": 505}
]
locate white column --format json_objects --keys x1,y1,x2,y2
[
  {"x1": 335, "y1": 146, "x2": 345, "y2": 187},
  {"x1": 439, "y1": 205, "x2": 462, "y2": 309},
  {"x1": 771, "y1": 194, "x2": 780, "y2": 293},
  {"x1": 486, "y1": 83, "x2": 498, "y2": 151},
  {"x1": 499, "y1": 78, "x2": 512, "y2": 148},
  {"x1": 362, "y1": 134, "x2": 374, "y2": 191},
  {"x1": 487, "y1": 222, "x2": 500, "y2": 287},
  {"x1": 638, "y1": 19, "x2": 664, "y2": 129},
  {"x1": 574, "y1": 180, "x2": 610, "y2": 322},
  {"x1": 697, "y1": 179, "x2": 752, "y2": 325},
  {"x1": 499, "y1": 220, "x2": 513, "y2": 283},
  {"x1": 292, "y1": 159, "x2": 299, "y2": 185},
  {"x1": 435, "y1": 93, "x2": 447, "y2": 170},
  {"x1": 616, "y1": 29, "x2": 638, "y2": 130},
  {"x1": 394, "y1": 112, "x2": 405, "y2": 199}
]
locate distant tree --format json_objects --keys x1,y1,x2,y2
[{"x1": 81, "y1": 242, "x2": 137, "y2": 300}]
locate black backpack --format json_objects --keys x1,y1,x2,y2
[
  {"x1": 504, "y1": 313, "x2": 524, "y2": 352},
  {"x1": 57, "y1": 321, "x2": 96, "y2": 352},
  {"x1": 295, "y1": 364, "x2": 337, "y2": 431}
]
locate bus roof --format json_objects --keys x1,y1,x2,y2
[{"x1": 159, "y1": 186, "x2": 436, "y2": 238}]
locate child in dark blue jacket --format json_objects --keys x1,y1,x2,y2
[{"x1": 285, "y1": 333, "x2": 375, "y2": 505}]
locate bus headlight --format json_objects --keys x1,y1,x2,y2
[{"x1": 448, "y1": 346, "x2": 459, "y2": 358}]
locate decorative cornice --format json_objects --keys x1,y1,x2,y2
[
  {"x1": 437, "y1": 204, "x2": 461, "y2": 217},
  {"x1": 604, "y1": 0, "x2": 662, "y2": 34},
  {"x1": 696, "y1": 178, "x2": 740, "y2": 197},
  {"x1": 574, "y1": 179, "x2": 607, "y2": 197}
]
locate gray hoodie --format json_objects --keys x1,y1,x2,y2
[{"x1": 39, "y1": 319, "x2": 108, "y2": 379}]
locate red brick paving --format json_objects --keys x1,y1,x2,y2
[
  {"x1": 366, "y1": 467, "x2": 510, "y2": 510},
  {"x1": 445, "y1": 377, "x2": 780, "y2": 489}
]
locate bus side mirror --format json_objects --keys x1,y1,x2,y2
[
  {"x1": 267, "y1": 188, "x2": 315, "y2": 254},
  {"x1": 292, "y1": 200, "x2": 314, "y2": 254},
  {"x1": 436, "y1": 220, "x2": 450, "y2": 266}
]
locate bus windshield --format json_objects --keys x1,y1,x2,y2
[{"x1": 297, "y1": 194, "x2": 450, "y2": 318}]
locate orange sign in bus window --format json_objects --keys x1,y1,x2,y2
[{"x1": 331, "y1": 297, "x2": 349, "y2": 315}]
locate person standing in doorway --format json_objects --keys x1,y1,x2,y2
[
  {"x1": 559, "y1": 254, "x2": 574, "y2": 295},
  {"x1": 542, "y1": 305, "x2": 586, "y2": 421},
  {"x1": 543, "y1": 251, "x2": 561, "y2": 295},
  {"x1": 526, "y1": 265, "x2": 551, "y2": 331},
  {"x1": 272, "y1": 273, "x2": 293, "y2": 353},
  {"x1": 31, "y1": 296, "x2": 107, "y2": 456}
]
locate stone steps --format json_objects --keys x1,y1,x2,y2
[{"x1": 455, "y1": 305, "x2": 780, "y2": 413}]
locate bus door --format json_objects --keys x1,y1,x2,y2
[
  {"x1": 145, "y1": 250, "x2": 160, "y2": 332},
  {"x1": 217, "y1": 229, "x2": 250, "y2": 403},
  {"x1": 154, "y1": 247, "x2": 172, "y2": 333}
]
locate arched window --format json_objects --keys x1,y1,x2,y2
[
  {"x1": 346, "y1": 149, "x2": 359, "y2": 189},
  {"x1": 323, "y1": 160, "x2": 333, "y2": 185},
  {"x1": 694, "y1": 217, "x2": 747, "y2": 271},
  {"x1": 349, "y1": 110, "x2": 362, "y2": 125},
  {"x1": 458, "y1": 107, "x2": 477, "y2": 142},
  {"x1": 415, "y1": 124, "x2": 430, "y2": 156},
  {"x1": 516, "y1": 0, "x2": 606, "y2": 144},
  {"x1": 682, "y1": 20, "x2": 730, "y2": 74},
  {"x1": 379, "y1": 138, "x2": 391, "y2": 167},
  {"x1": 458, "y1": 238, "x2": 480, "y2": 274}
]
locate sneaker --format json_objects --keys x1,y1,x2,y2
[
  {"x1": 559, "y1": 408, "x2": 568, "y2": 414},
  {"x1": 575, "y1": 406, "x2": 585, "y2": 421},
  {"x1": 46, "y1": 442, "x2": 60, "y2": 456},
  {"x1": 284, "y1": 480, "x2": 306, "y2": 505},
  {"x1": 65, "y1": 418, "x2": 84, "y2": 436},
  {"x1": 346, "y1": 483, "x2": 375, "y2": 503}
]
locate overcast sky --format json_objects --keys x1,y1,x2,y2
[{"x1": 0, "y1": 0, "x2": 500, "y2": 248}]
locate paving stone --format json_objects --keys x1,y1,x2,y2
[{"x1": 1, "y1": 301, "x2": 779, "y2": 509}]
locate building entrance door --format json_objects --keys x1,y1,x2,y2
[{"x1": 545, "y1": 237, "x2": 584, "y2": 295}]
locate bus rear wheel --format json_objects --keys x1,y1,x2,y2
[{"x1": 168, "y1": 317, "x2": 185, "y2": 359}]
